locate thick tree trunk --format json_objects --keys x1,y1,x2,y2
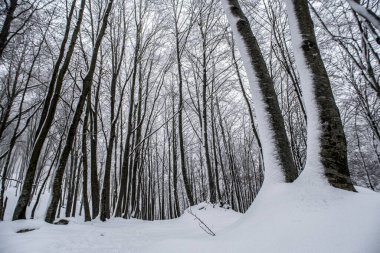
[
  {"x1": 285, "y1": 0, "x2": 356, "y2": 191},
  {"x1": 231, "y1": 39, "x2": 262, "y2": 156},
  {"x1": 221, "y1": 0, "x2": 298, "y2": 184}
]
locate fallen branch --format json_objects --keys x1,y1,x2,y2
[{"x1": 187, "y1": 209, "x2": 216, "y2": 236}]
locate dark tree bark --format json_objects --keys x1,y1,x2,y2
[
  {"x1": 130, "y1": 71, "x2": 145, "y2": 218},
  {"x1": 0, "y1": 61, "x2": 28, "y2": 220},
  {"x1": 199, "y1": 18, "x2": 217, "y2": 204},
  {"x1": 221, "y1": 0, "x2": 298, "y2": 184},
  {"x1": 285, "y1": 0, "x2": 356, "y2": 191},
  {"x1": 114, "y1": 25, "x2": 140, "y2": 217},
  {"x1": 89, "y1": 84, "x2": 100, "y2": 219},
  {"x1": 173, "y1": 4, "x2": 195, "y2": 205},
  {"x1": 99, "y1": 41, "x2": 124, "y2": 221},
  {"x1": 13, "y1": 0, "x2": 86, "y2": 221},
  {"x1": 65, "y1": 151, "x2": 76, "y2": 217},
  {"x1": 71, "y1": 152, "x2": 81, "y2": 217},
  {"x1": 82, "y1": 105, "x2": 92, "y2": 221},
  {"x1": 171, "y1": 102, "x2": 181, "y2": 218},
  {"x1": 34, "y1": 0, "x2": 78, "y2": 138},
  {"x1": 45, "y1": 0, "x2": 113, "y2": 223},
  {"x1": 0, "y1": 0, "x2": 18, "y2": 58}
]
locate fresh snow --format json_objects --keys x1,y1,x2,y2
[
  {"x1": 1, "y1": 184, "x2": 379, "y2": 253},
  {"x1": 1, "y1": 3, "x2": 379, "y2": 253},
  {"x1": 144, "y1": 184, "x2": 380, "y2": 253},
  {"x1": 0, "y1": 202, "x2": 241, "y2": 253}
]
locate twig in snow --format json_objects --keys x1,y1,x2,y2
[{"x1": 187, "y1": 209, "x2": 216, "y2": 236}]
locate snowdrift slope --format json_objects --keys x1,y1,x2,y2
[
  {"x1": 147, "y1": 183, "x2": 380, "y2": 253},
  {"x1": 0, "y1": 183, "x2": 379, "y2": 253}
]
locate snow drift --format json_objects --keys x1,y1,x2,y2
[
  {"x1": 145, "y1": 183, "x2": 380, "y2": 253},
  {"x1": 1, "y1": 183, "x2": 379, "y2": 253}
]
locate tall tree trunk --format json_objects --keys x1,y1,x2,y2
[
  {"x1": 89, "y1": 82, "x2": 100, "y2": 218},
  {"x1": 100, "y1": 78, "x2": 117, "y2": 221},
  {"x1": 99, "y1": 9, "x2": 126, "y2": 220},
  {"x1": 210, "y1": 98, "x2": 222, "y2": 201},
  {"x1": 171, "y1": 98, "x2": 181, "y2": 217},
  {"x1": 13, "y1": 0, "x2": 86, "y2": 221},
  {"x1": 200, "y1": 30, "x2": 216, "y2": 204},
  {"x1": 71, "y1": 153, "x2": 81, "y2": 217},
  {"x1": 221, "y1": 0, "x2": 298, "y2": 184},
  {"x1": 130, "y1": 64, "x2": 146, "y2": 217},
  {"x1": 114, "y1": 27, "x2": 140, "y2": 217},
  {"x1": 82, "y1": 105, "x2": 92, "y2": 221},
  {"x1": 175, "y1": 20, "x2": 195, "y2": 207},
  {"x1": 65, "y1": 152, "x2": 76, "y2": 217},
  {"x1": 285, "y1": 0, "x2": 356, "y2": 191},
  {"x1": 45, "y1": 0, "x2": 113, "y2": 223},
  {"x1": 0, "y1": 67, "x2": 28, "y2": 220},
  {"x1": 34, "y1": 0, "x2": 78, "y2": 138}
]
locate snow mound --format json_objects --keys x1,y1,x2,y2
[
  {"x1": 0, "y1": 202, "x2": 241, "y2": 253},
  {"x1": 180, "y1": 202, "x2": 240, "y2": 233},
  {"x1": 145, "y1": 183, "x2": 380, "y2": 253}
]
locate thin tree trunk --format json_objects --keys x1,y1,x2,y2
[
  {"x1": 175, "y1": 21, "x2": 195, "y2": 207},
  {"x1": 45, "y1": 0, "x2": 113, "y2": 223},
  {"x1": 13, "y1": 0, "x2": 86, "y2": 220},
  {"x1": 82, "y1": 105, "x2": 92, "y2": 221},
  {"x1": 89, "y1": 82, "x2": 100, "y2": 219}
]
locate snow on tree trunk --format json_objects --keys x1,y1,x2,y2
[
  {"x1": 346, "y1": 0, "x2": 380, "y2": 32},
  {"x1": 220, "y1": 0, "x2": 298, "y2": 185},
  {"x1": 285, "y1": 0, "x2": 356, "y2": 191}
]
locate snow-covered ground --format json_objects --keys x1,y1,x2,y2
[
  {"x1": 0, "y1": 202, "x2": 241, "y2": 253},
  {"x1": 1, "y1": 183, "x2": 379, "y2": 253}
]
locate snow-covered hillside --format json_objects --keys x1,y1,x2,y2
[{"x1": 1, "y1": 184, "x2": 379, "y2": 253}]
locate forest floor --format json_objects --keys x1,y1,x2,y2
[
  {"x1": 0, "y1": 202, "x2": 241, "y2": 253},
  {"x1": 0, "y1": 183, "x2": 380, "y2": 253}
]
